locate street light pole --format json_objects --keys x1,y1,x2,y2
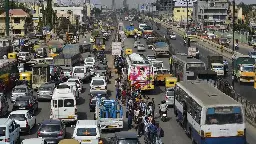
[
  {"x1": 232, "y1": 0, "x2": 235, "y2": 88},
  {"x1": 186, "y1": 0, "x2": 189, "y2": 31}
]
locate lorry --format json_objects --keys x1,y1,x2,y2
[
  {"x1": 233, "y1": 56, "x2": 255, "y2": 83},
  {"x1": 152, "y1": 42, "x2": 170, "y2": 57},
  {"x1": 207, "y1": 55, "x2": 224, "y2": 76},
  {"x1": 32, "y1": 64, "x2": 50, "y2": 90},
  {"x1": 95, "y1": 98, "x2": 123, "y2": 131},
  {"x1": 54, "y1": 44, "x2": 82, "y2": 67}
]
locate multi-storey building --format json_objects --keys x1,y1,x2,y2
[{"x1": 193, "y1": 0, "x2": 229, "y2": 27}]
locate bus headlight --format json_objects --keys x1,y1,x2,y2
[{"x1": 237, "y1": 130, "x2": 244, "y2": 136}]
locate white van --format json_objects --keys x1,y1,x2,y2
[
  {"x1": 73, "y1": 120, "x2": 101, "y2": 144},
  {"x1": 62, "y1": 82, "x2": 79, "y2": 100},
  {"x1": 50, "y1": 85, "x2": 77, "y2": 124},
  {"x1": 72, "y1": 66, "x2": 86, "y2": 80}
]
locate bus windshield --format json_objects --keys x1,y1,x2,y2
[
  {"x1": 186, "y1": 63, "x2": 205, "y2": 71},
  {"x1": 205, "y1": 107, "x2": 243, "y2": 125}
]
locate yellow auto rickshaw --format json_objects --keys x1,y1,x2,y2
[
  {"x1": 19, "y1": 72, "x2": 32, "y2": 86},
  {"x1": 165, "y1": 77, "x2": 177, "y2": 88},
  {"x1": 8, "y1": 52, "x2": 17, "y2": 59},
  {"x1": 58, "y1": 139, "x2": 80, "y2": 144},
  {"x1": 125, "y1": 48, "x2": 132, "y2": 55}
]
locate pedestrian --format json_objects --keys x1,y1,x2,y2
[
  {"x1": 128, "y1": 110, "x2": 133, "y2": 130},
  {"x1": 137, "y1": 116, "x2": 144, "y2": 137},
  {"x1": 156, "y1": 123, "x2": 163, "y2": 144}
]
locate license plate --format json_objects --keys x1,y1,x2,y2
[
  {"x1": 163, "y1": 114, "x2": 167, "y2": 116},
  {"x1": 82, "y1": 140, "x2": 91, "y2": 142},
  {"x1": 108, "y1": 126, "x2": 117, "y2": 128},
  {"x1": 20, "y1": 108, "x2": 25, "y2": 109},
  {"x1": 68, "y1": 116, "x2": 74, "y2": 118}
]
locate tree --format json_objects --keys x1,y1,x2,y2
[
  {"x1": 44, "y1": 0, "x2": 54, "y2": 29},
  {"x1": 92, "y1": 7, "x2": 101, "y2": 17}
]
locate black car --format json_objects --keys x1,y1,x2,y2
[
  {"x1": 37, "y1": 119, "x2": 66, "y2": 144},
  {"x1": 108, "y1": 131, "x2": 139, "y2": 144},
  {"x1": 13, "y1": 96, "x2": 38, "y2": 114},
  {"x1": 89, "y1": 90, "x2": 108, "y2": 112}
]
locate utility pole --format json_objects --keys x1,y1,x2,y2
[
  {"x1": 232, "y1": 0, "x2": 235, "y2": 88},
  {"x1": 186, "y1": 0, "x2": 189, "y2": 30},
  {"x1": 5, "y1": 0, "x2": 10, "y2": 36}
]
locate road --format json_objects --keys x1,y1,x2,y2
[{"x1": 138, "y1": 20, "x2": 256, "y2": 144}]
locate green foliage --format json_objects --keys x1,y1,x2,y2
[
  {"x1": 44, "y1": 0, "x2": 54, "y2": 28},
  {"x1": 92, "y1": 7, "x2": 101, "y2": 17}
]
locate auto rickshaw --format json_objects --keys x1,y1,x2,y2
[
  {"x1": 165, "y1": 76, "x2": 177, "y2": 89},
  {"x1": 8, "y1": 52, "x2": 17, "y2": 59},
  {"x1": 125, "y1": 48, "x2": 132, "y2": 55},
  {"x1": 93, "y1": 37, "x2": 105, "y2": 51},
  {"x1": 19, "y1": 72, "x2": 32, "y2": 86},
  {"x1": 58, "y1": 139, "x2": 80, "y2": 144}
]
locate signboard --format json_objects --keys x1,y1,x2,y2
[
  {"x1": 112, "y1": 42, "x2": 122, "y2": 56},
  {"x1": 128, "y1": 65, "x2": 154, "y2": 87}
]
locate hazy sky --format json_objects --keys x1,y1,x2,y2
[{"x1": 98, "y1": 0, "x2": 255, "y2": 9}]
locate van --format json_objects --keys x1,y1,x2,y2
[
  {"x1": 0, "y1": 118, "x2": 20, "y2": 144},
  {"x1": 62, "y1": 82, "x2": 79, "y2": 100},
  {"x1": 50, "y1": 85, "x2": 77, "y2": 124},
  {"x1": 72, "y1": 66, "x2": 88, "y2": 81},
  {"x1": 0, "y1": 96, "x2": 8, "y2": 117}
]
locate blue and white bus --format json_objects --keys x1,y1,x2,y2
[{"x1": 174, "y1": 80, "x2": 246, "y2": 144}]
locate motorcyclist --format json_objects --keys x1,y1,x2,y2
[{"x1": 159, "y1": 100, "x2": 168, "y2": 116}]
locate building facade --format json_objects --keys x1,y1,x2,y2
[
  {"x1": 53, "y1": 7, "x2": 84, "y2": 24},
  {"x1": 193, "y1": 0, "x2": 229, "y2": 27},
  {"x1": 0, "y1": 9, "x2": 29, "y2": 36},
  {"x1": 173, "y1": 0, "x2": 197, "y2": 22},
  {"x1": 227, "y1": 5, "x2": 243, "y2": 23}
]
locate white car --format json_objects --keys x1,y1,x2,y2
[
  {"x1": 8, "y1": 110, "x2": 36, "y2": 134},
  {"x1": 84, "y1": 57, "x2": 95, "y2": 65},
  {"x1": 90, "y1": 77, "x2": 107, "y2": 92},
  {"x1": 67, "y1": 77, "x2": 82, "y2": 92},
  {"x1": 133, "y1": 41, "x2": 141, "y2": 48},
  {"x1": 137, "y1": 44, "x2": 145, "y2": 51},
  {"x1": 169, "y1": 33, "x2": 176, "y2": 40},
  {"x1": 73, "y1": 120, "x2": 101, "y2": 144}
]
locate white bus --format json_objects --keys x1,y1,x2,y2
[{"x1": 174, "y1": 80, "x2": 245, "y2": 144}]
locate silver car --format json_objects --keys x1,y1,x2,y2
[
  {"x1": 137, "y1": 44, "x2": 145, "y2": 51},
  {"x1": 37, "y1": 83, "x2": 55, "y2": 101},
  {"x1": 165, "y1": 88, "x2": 175, "y2": 106},
  {"x1": 11, "y1": 85, "x2": 32, "y2": 103}
]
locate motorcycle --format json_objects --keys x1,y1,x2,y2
[
  {"x1": 235, "y1": 43, "x2": 239, "y2": 50},
  {"x1": 160, "y1": 111, "x2": 167, "y2": 122}
]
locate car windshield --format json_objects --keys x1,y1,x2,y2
[
  {"x1": 77, "y1": 128, "x2": 97, "y2": 136},
  {"x1": 220, "y1": 38, "x2": 228, "y2": 42},
  {"x1": 74, "y1": 68, "x2": 84, "y2": 73},
  {"x1": 205, "y1": 107, "x2": 243, "y2": 125},
  {"x1": 212, "y1": 65, "x2": 224, "y2": 69},
  {"x1": 40, "y1": 124, "x2": 60, "y2": 132},
  {"x1": 97, "y1": 66, "x2": 106, "y2": 70},
  {"x1": 135, "y1": 41, "x2": 140, "y2": 44},
  {"x1": 15, "y1": 99, "x2": 29, "y2": 106},
  {"x1": 153, "y1": 62, "x2": 163, "y2": 68},
  {"x1": 241, "y1": 66, "x2": 254, "y2": 72},
  {"x1": 68, "y1": 80, "x2": 79, "y2": 83},
  {"x1": 92, "y1": 80, "x2": 104, "y2": 85},
  {"x1": 9, "y1": 114, "x2": 26, "y2": 121},
  {"x1": 39, "y1": 87, "x2": 52, "y2": 91},
  {"x1": 86, "y1": 62, "x2": 94, "y2": 66},
  {"x1": 91, "y1": 91, "x2": 107, "y2": 97},
  {"x1": 0, "y1": 127, "x2": 5, "y2": 136},
  {"x1": 138, "y1": 44, "x2": 144, "y2": 47},
  {"x1": 18, "y1": 53, "x2": 27, "y2": 56},
  {"x1": 167, "y1": 91, "x2": 174, "y2": 96},
  {"x1": 13, "y1": 88, "x2": 26, "y2": 93},
  {"x1": 118, "y1": 139, "x2": 139, "y2": 144},
  {"x1": 86, "y1": 58, "x2": 94, "y2": 62},
  {"x1": 186, "y1": 63, "x2": 205, "y2": 71}
]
